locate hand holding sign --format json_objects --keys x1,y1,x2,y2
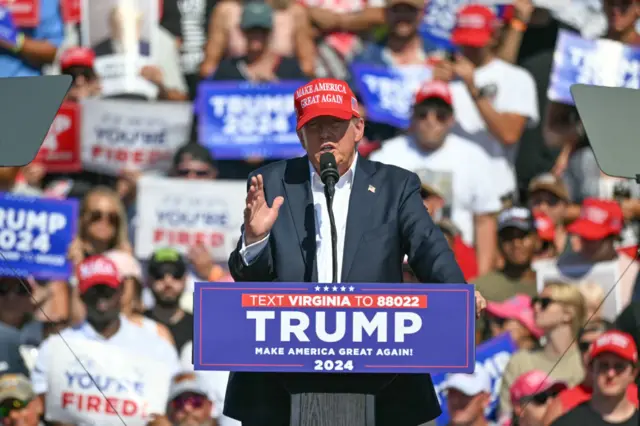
[
  {"x1": 0, "y1": 6, "x2": 18, "y2": 48},
  {"x1": 244, "y1": 174, "x2": 284, "y2": 245}
]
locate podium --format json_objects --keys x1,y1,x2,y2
[{"x1": 193, "y1": 282, "x2": 476, "y2": 426}]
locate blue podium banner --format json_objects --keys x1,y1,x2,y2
[
  {"x1": 197, "y1": 81, "x2": 307, "y2": 160},
  {"x1": 432, "y1": 333, "x2": 517, "y2": 425},
  {"x1": 194, "y1": 282, "x2": 475, "y2": 374},
  {"x1": 548, "y1": 30, "x2": 640, "y2": 105},
  {"x1": 0, "y1": 193, "x2": 78, "y2": 279},
  {"x1": 350, "y1": 63, "x2": 433, "y2": 129}
]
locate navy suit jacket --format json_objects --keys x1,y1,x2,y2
[{"x1": 226, "y1": 155, "x2": 466, "y2": 426}]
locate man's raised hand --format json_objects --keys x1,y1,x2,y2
[{"x1": 244, "y1": 174, "x2": 284, "y2": 245}]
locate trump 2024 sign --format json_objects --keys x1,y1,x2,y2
[{"x1": 194, "y1": 283, "x2": 475, "y2": 374}]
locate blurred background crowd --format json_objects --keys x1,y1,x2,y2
[{"x1": 1, "y1": 0, "x2": 640, "y2": 425}]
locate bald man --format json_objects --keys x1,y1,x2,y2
[{"x1": 93, "y1": 3, "x2": 150, "y2": 56}]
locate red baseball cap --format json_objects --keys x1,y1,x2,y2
[
  {"x1": 486, "y1": 294, "x2": 544, "y2": 339},
  {"x1": 534, "y1": 211, "x2": 555, "y2": 242},
  {"x1": 294, "y1": 78, "x2": 360, "y2": 130},
  {"x1": 589, "y1": 330, "x2": 638, "y2": 363},
  {"x1": 60, "y1": 47, "x2": 96, "y2": 70},
  {"x1": 414, "y1": 80, "x2": 452, "y2": 106},
  {"x1": 567, "y1": 198, "x2": 623, "y2": 240},
  {"x1": 451, "y1": 5, "x2": 498, "y2": 48},
  {"x1": 509, "y1": 370, "x2": 567, "y2": 405},
  {"x1": 76, "y1": 255, "x2": 121, "y2": 294}
]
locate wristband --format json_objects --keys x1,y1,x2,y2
[
  {"x1": 12, "y1": 32, "x2": 25, "y2": 53},
  {"x1": 510, "y1": 19, "x2": 528, "y2": 32}
]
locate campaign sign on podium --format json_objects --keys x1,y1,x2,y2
[{"x1": 194, "y1": 282, "x2": 475, "y2": 374}]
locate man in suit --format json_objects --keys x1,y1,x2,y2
[
  {"x1": 225, "y1": 78, "x2": 487, "y2": 426},
  {"x1": 92, "y1": 3, "x2": 150, "y2": 57}
]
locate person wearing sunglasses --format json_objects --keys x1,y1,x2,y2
[
  {"x1": 0, "y1": 373, "x2": 40, "y2": 426},
  {"x1": 443, "y1": 369, "x2": 493, "y2": 426},
  {"x1": 485, "y1": 294, "x2": 543, "y2": 350},
  {"x1": 147, "y1": 372, "x2": 218, "y2": 426},
  {"x1": 550, "y1": 330, "x2": 639, "y2": 426},
  {"x1": 370, "y1": 80, "x2": 501, "y2": 277},
  {"x1": 59, "y1": 47, "x2": 102, "y2": 103},
  {"x1": 542, "y1": 320, "x2": 639, "y2": 425},
  {"x1": 527, "y1": 173, "x2": 571, "y2": 256},
  {"x1": 499, "y1": 281, "x2": 587, "y2": 418},
  {"x1": 505, "y1": 370, "x2": 567, "y2": 426},
  {"x1": 170, "y1": 143, "x2": 218, "y2": 181}
]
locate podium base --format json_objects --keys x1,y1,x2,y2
[{"x1": 290, "y1": 394, "x2": 375, "y2": 426}]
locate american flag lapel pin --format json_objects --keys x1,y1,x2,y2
[{"x1": 368, "y1": 185, "x2": 376, "y2": 193}]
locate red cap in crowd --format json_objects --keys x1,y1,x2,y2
[
  {"x1": 77, "y1": 255, "x2": 121, "y2": 294},
  {"x1": 451, "y1": 5, "x2": 499, "y2": 48},
  {"x1": 534, "y1": 211, "x2": 555, "y2": 242},
  {"x1": 486, "y1": 294, "x2": 544, "y2": 339},
  {"x1": 294, "y1": 79, "x2": 360, "y2": 130},
  {"x1": 589, "y1": 330, "x2": 638, "y2": 363},
  {"x1": 509, "y1": 370, "x2": 567, "y2": 405},
  {"x1": 414, "y1": 80, "x2": 452, "y2": 106},
  {"x1": 59, "y1": 47, "x2": 96, "y2": 70},
  {"x1": 567, "y1": 198, "x2": 623, "y2": 240}
]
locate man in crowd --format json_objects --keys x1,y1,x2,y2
[
  {"x1": 551, "y1": 330, "x2": 639, "y2": 426},
  {"x1": 508, "y1": 370, "x2": 567, "y2": 426},
  {"x1": 444, "y1": 369, "x2": 492, "y2": 426},
  {"x1": 59, "y1": 47, "x2": 101, "y2": 103},
  {"x1": 0, "y1": 373, "x2": 41, "y2": 426},
  {"x1": 144, "y1": 248, "x2": 194, "y2": 354},
  {"x1": 371, "y1": 80, "x2": 500, "y2": 275},
  {"x1": 433, "y1": 4, "x2": 539, "y2": 205},
  {"x1": 475, "y1": 206, "x2": 539, "y2": 301},
  {"x1": 148, "y1": 372, "x2": 218, "y2": 426},
  {"x1": 527, "y1": 173, "x2": 572, "y2": 254}
]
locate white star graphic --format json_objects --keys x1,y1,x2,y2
[
  {"x1": 332, "y1": 286, "x2": 338, "y2": 291},
  {"x1": 349, "y1": 286, "x2": 355, "y2": 292},
  {"x1": 340, "y1": 286, "x2": 346, "y2": 292},
  {"x1": 315, "y1": 286, "x2": 321, "y2": 291},
  {"x1": 324, "y1": 286, "x2": 329, "y2": 291}
]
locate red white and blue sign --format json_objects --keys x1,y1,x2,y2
[{"x1": 194, "y1": 282, "x2": 476, "y2": 374}]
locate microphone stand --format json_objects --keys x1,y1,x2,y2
[{"x1": 324, "y1": 184, "x2": 338, "y2": 284}]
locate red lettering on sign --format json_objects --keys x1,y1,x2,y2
[
  {"x1": 0, "y1": 0, "x2": 39, "y2": 27},
  {"x1": 60, "y1": 392, "x2": 145, "y2": 416},
  {"x1": 153, "y1": 229, "x2": 225, "y2": 248},
  {"x1": 35, "y1": 102, "x2": 81, "y2": 173},
  {"x1": 91, "y1": 146, "x2": 173, "y2": 168}
]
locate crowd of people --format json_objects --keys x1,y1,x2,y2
[{"x1": 1, "y1": 0, "x2": 640, "y2": 425}]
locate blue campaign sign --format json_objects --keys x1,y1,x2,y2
[
  {"x1": 432, "y1": 333, "x2": 516, "y2": 425},
  {"x1": 350, "y1": 63, "x2": 432, "y2": 129},
  {"x1": 0, "y1": 193, "x2": 78, "y2": 279},
  {"x1": 548, "y1": 30, "x2": 640, "y2": 105},
  {"x1": 194, "y1": 282, "x2": 476, "y2": 374},
  {"x1": 197, "y1": 81, "x2": 307, "y2": 160},
  {"x1": 0, "y1": 6, "x2": 17, "y2": 46},
  {"x1": 420, "y1": 0, "x2": 510, "y2": 50}
]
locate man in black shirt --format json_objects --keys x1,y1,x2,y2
[
  {"x1": 144, "y1": 248, "x2": 194, "y2": 354},
  {"x1": 551, "y1": 330, "x2": 639, "y2": 426}
]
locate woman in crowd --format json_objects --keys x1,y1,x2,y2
[
  {"x1": 485, "y1": 294, "x2": 543, "y2": 350},
  {"x1": 498, "y1": 281, "x2": 587, "y2": 417},
  {"x1": 505, "y1": 370, "x2": 567, "y2": 426}
]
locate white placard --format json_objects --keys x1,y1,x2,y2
[
  {"x1": 135, "y1": 176, "x2": 245, "y2": 261},
  {"x1": 80, "y1": 98, "x2": 193, "y2": 175},
  {"x1": 44, "y1": 336, "x2": 172, "y2": 426}
]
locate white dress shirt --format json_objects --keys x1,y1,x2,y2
[{"x1": 239, "y1": 155, "x2": 358, "y2": 283}]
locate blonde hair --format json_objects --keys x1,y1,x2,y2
[
  {"x1": 79, "y1": 186, "x2": 130, "y2": 252},
  {"x1": 578, "y1": 281, "x2": 605, "y2": 317},
  {"x1": 544, "y1": 281, "x2": 587, "y2": 334}
]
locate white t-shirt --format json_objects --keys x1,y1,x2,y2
[
  {"x1": 370, "y1": 133, "x2": 502, "y2": 245},
  {"x1": 448, "y1": 58, "x2": 539, "y2": 198}
]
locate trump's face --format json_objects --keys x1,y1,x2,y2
[{"x1": 300, "y1": 116, "x2": 364, "y2": 176}]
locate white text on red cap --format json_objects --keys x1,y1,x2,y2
[
  {"x1": 583, "y1": 206, "x2": 609, "y2": 224},
  {"x1": 300, "y1": 93, "x2": 344, "y2": 109},
  {"x1": 79, "y1": 259, "x2": 116, "y2": 279},
  {"x1": 596, "y1": 333, "x2": 630, "y2": 349},
  {"x1": 295, "y1": 82, "x2": 347, "y2": 100},
  {"x1": 457, "y1": 14, "x2": 487, "y2": 29}
]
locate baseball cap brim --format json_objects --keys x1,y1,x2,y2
[
  {"x1": 567, "y1": 219, "x2": 612, "y2": 240},
  {"x1": 169, "y1": 382, "x2": 208, "y2": 402},
  {"x1": 451, "y1": 29, "x2": 492, "y2": 47},
  {"x1": 498, "y1": 220, "x2": 533, "y2": 233},
  {"x1": 78, "y1": 276, "x2": 120, "y2": 294},
  {"x1": 486, "y1": 302, "x2": 519, "y2": 319},
  {"x1": 296, "y1": 107, "x2": 354, "y2": 130},
  {"x1": 529, "y1": 183, "x2": 569, "y2": 201},
  {"x1": 445, "y1": 374, "x2": 489, "y2": 396},
  {"x1": 590, "y1": 345, "x2": 637, "y2": 363},
  {"x1": 415, "y1": 93, "x2": 452, "y2": 106}
]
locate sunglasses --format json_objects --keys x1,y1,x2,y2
[
  {"x1": 520, "y1": 389, "x2": 558, "y2": 406},
  {"x1": 594, "y1": 360, "x2": 632, "y2": 375},
  {"x1": 87, "y1": 210, "x2": 119, "y2": 227},
  {"x1": 149, "y1": 265, "x2": 185, "y2": 281},
  {"x1": 530, "y1": 194, "x2": 560, "y2": 207},
  {"x1": 170, "y1": 394, "x2": 206, "y2": 411},
  {"x1": 0, "y1": 398, "x2": 29, "y2": 418},
  {"x1": 413, "y1": 105, "x2": 452, "y2": 122},
  {"x1": 176, "y1": 168, "x2": 210, "y2": 177},
  {"x1": 531, "y1": 296, "x2": 555, "y2": 310},
  {"x1": 81, "y1": 284, "x2": 118, "y2": 303},
  {"x1": 578, "y1": 341, "x2": 592, "y2": 354}
]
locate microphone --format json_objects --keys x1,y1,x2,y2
[{"x1": 319, "y1": 152, "x2": 339, "y2": 284}]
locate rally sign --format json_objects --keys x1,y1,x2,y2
[
  {"x1": 44, "y1": 336, "x2": 172, "y2": 426},
  {"x1": 35, "y1": 102, "x2": 81, "y2": 173},
  {"x1": 432, "y1": 333, "x2": 516, "y2": 425},
  {"x1": 80, "y1": 98, "x2": 192, "y2": 175},
  {"x1": 0, "y1": 5, "x2": 17, "y2": 46},
  {"x1": 194, "y1": 282, "x2": 476, "y2": 374},
  {"x1": 351, "y1": 63, "x2": 432, "y2": 128},
  {"x1": 0, "y1": 0, "x2": 39, "y2": 28},
  {"x1": 548, "y1": 30, "x2": 640, "y2": 105},
  {"x1": 197, "y1": 81, "x2": 306, "y2": 159},
  {"x1": 135, "y1": 176, "x2": 244, "y2": 260},
  {"x1": 0, "y1": 193, "x2": 77, "y2": 279},
  {"x1": 61, "y1": 0, "x2": 81, "y2": 24}
]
